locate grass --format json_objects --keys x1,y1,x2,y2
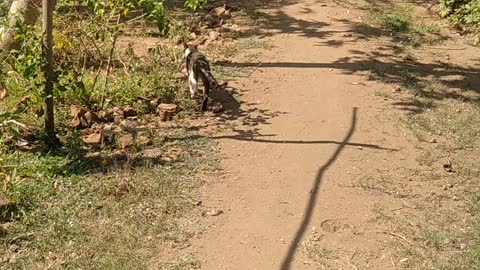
[
  {"x1": 374, "y1": 89, "x2": 391, "y2": 98},
  {"x1": 0, "y1": 128, "x2": 218, "y2": 269},
  {"x1": 367, "y1": 4, "x2": 445, "y2": 49}
]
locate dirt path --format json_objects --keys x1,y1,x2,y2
[{"x1": 188, "y1": 1, "x2": 451, "y2": 269}]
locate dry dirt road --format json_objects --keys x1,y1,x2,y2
[{"x1": 188, "y1": 1, "x2": 447, "y2": 269}]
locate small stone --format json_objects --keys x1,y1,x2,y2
[
  {"x1": 70, "y1": 105, "x2": 85, "y2": 117},
  {"x1": 112, "y1": 106, "x2": 124, "y2": 117},
  {"x1": 429, "y1": 138, "x2": 437, "y2": 143},
  {"x1": 113, "y1": 116, "x2": 123, "y2": 124},
  {"x1": 82, "y1": 132, "x2": 103, "y2": 145},
  {"x1": 189, "y1": 32, "x2": 197, "y2": 40},
  {"x1": 139, "y1": 135, "x2": 152, "y2": 146},
  {"x1": 123, "y1": 106, "x2": 137, "y2": 118},
  {"x1": 142, "y1": 148, "x2": 162, "y2": 158},
  {"x1": 118, "y1": 134, "x2": 134, "y2": 149},
  {"x1": 120, "y1": 119, "x2": 137, "y2": 133},
  {"x1": 157, "y1": 103, "x2": 178, "y2": 121},
  {"x1": 8, "y1": 244, "x2": 19, "y2": 253},
  {"x1": 70, "y1": 105, "x2": 88, "y2": 129},
  {"x1": 213, "y1": 5, "x2": 227, "y2": 16},
  {"x1": 209, "y1": 30, "x2": 220, "y2": 41},
  {"x1": 205, "y1": 209, "x2": 223, "y2": 216},
  {"x1": 442, "y1": 185, "x2": 448, "y2": 191},
  {"x1": 453, "y1": 196, "x2": 460, "y2": 201},
  {"x1": 448, "y1": 184, "x2": 454, "y2": 188},
  {"x1": 98, "y1": 110, "x2": 113, "y2": 122},
  {"x1": 84, "y1": 111, "x2": 100, "y2": 126}
]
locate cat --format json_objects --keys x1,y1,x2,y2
[{"x1": 183, "y1": 43, "x2": 227, "y2": 111}]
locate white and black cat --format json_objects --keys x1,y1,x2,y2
[{"x1": 183, "y1": 43, "x2": 227, "y2": 111}]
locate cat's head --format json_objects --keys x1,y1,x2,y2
[{"x1": 182, "y1": 43, "x2": 198, "y2": 60}]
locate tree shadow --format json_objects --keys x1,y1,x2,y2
[{"x1": 280, "y1": 107, "x2": 359, "y2": 270}]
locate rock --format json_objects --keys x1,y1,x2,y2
[
  {"x1": 209, "y1": 30, "x2": 220, "y2": 41},
  {"x1": 84, "y1": 111, "x2": 100, "y2": 125},
  {"x1": 70, "y1": 106, "x2": 100, "y2": 129},
  {"x1": 393, "y1": 86, "x2": 402, "y2": 92},
  {"x1": 98, "y1": 110, "x2": 113, "y2": 122},
  {"x1": 429, "y1": 138, "x2": 438, "y2": 143},
  {"x1": 189, "y1": 32, "x2": 197, "y2": 40},
  {"x1": 112, "y1": 106, "x2": 124, "y2": 117},
  {"x1": 157, "y1": 103, "x2": 178, "y2": 121},
  {"x1": 213, "y1": 5, "x2": 227, "y2": 16},
  {"x1": 102, "y1": 124, "x2": 112, "y2": 132},
  {"x1": 142, "y1": 147, "x2": 162, "y2": 158},
  {"x1": 120, "y1": 119, "x2": 137, "y2": 133},
  {"x1": 113, "y1": 116, "x2": 123, "y2": 124},
  {"x1": 82, "y1": 132, "x2": 103, "y2": 145},
  {"x1": 123, "y1": 106, "x2": 137, "y2": 118},
  {"x1": 203, "y1": 209, "x2": 224, "y2": 217},
  {"x1": 139, "y1": 135, "x2": 152, "y2": 146},
  {"x1": 118, "y1": 134, "x2": 134, "y2": 149},
  {"x1": 70, "y1": 105, "x2": 85, "y2": 117},
  {"x1": 8, "y1": 244, "x2": 19, "y2": 253}
]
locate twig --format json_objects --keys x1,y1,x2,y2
[
  {"x1": 347, "y1": 250, "x2": 359, "y2": 270},
  {"x1": 121, "y1": 12, "x2": 148, "y2": 25},
  {"x1": 385, "y1": 231, "x2": 413, "y2": 246},
  {"x1": 91, "y1": 61, "x2": 104, "y2": 98},
  {"x1": 2, "y1": 120, "x2": 29, "y2": 130},
  {"x1": 101, "y1": 13, "x2": 123, "y2": 109},
  {"x1": 350, "y1": 249, "x2": 358, "y2": 261}
]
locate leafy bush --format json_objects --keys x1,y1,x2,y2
[{"x1": 439, "y1": 0, "x2": 480, "y2": 28}]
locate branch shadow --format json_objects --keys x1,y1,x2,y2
[{"x1": 279, "y1": 107, "x2": 359, "y2": 270}]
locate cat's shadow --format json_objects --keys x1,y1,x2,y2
[{"x1": 209, "y1": 86, "x2": 241, "y2": 116}]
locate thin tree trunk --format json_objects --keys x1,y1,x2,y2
[
  {"x1": 0, "y1": 0, "x2": 42, "y2": 62},
  {"x1": 42, "y1": 0, "x2": 56, "y2": 144}
]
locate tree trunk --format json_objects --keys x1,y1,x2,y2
[
  {"x1": 0, "y1": 0, "x2": 42, "y2": 62},
  {"x1": 42, "y1": 0, "x2": 56, "y2": 144}
]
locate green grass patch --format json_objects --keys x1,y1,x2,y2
[
  {"x1": 367, "y1": 4, "x2": 445, "y2": 49},
  {"x1": 0, "y1": 129, "x2": 218, "y2": 268}
]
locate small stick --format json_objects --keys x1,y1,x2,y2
[
  {"x1": 385, "y1": 231, "x2": 413, "y2": 246},
  {"x1": 101, "y1": 12, "x2": 123, "y2": 109}
]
